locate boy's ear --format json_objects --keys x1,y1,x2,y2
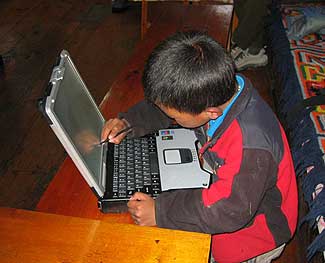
[{"x1": 205, "y1": 107, "x2": 222, "y2": 120}]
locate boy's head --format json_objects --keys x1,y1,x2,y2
[{"x1": 142, "y1": 31, "x2": 236, "y2": 116}]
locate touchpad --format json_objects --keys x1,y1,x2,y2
[
  {"x1": 163, "y1": 148, "x2": 193, "y2": 164},
  {"x1": 164, "y1": 149, "x2": 181, "y2": 164}
]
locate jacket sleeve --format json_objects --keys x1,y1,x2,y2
[
  {"x1": 155, "y1": 148, "x2": 278, "y2": 234},
  {"x1": 118, "y1": 100, "x2": 173, "y2": 137}
]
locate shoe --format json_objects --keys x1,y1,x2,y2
[
  {"x1": 112, "y1": 0, "x2": 129, "y2": 13},
  {"x1": 234, "y1": 48, "x2": 268, "y2": 71},
  {"x1": 231, "y1": 46, "x2": 244, "y2": 60}
]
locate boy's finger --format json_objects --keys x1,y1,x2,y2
[
  {"x1": 101, "y1": 119, "x2": 126, "y2": 141},
  {"x1": 101, "y1": 119, "x2": 113, "y2": 140},
  {"x1": 132, "y1": 192, "x2": 149, "y2": 200},
  {"x1": 109, "y1": 132, "x2": 128, "y2": 144},
  {"x1": 127, "y1": 199, "x2": 137, "y2": 208},
  {"x1": 127, "y1": 204, "x2": 136, "y2": 213}
]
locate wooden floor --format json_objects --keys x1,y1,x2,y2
[
  {"x1": 0, "y1": 0, "x2": 141, "y2": 209},
  {"x1": 0, "y1": 0, "x2": 321, "y2": 262}
]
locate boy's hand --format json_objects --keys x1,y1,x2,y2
[
  {"x1": 127, "y1": 192, "x2": 156, "y2": 226},
  {"x1": 101, "y1": 118, "x2": 129, "y2": 144}
]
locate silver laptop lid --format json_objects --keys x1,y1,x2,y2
[{"x1": 43, "y1": 50, "x2": 106, "y2": 197}]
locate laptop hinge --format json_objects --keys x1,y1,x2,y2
[
  {"x1": 90, "y1": 187, "x2": 101, "y2": 199},
  {"x1": 50, "y1": 67, "x2": 65, "y2": 82},
  {"x1": 37, "y1": 83, "x2": 54, "y2": 125}
]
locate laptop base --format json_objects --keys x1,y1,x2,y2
[{"x1": 98, "y1": 198, "x2": 128, "y2": 213}]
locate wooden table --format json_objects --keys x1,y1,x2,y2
[
  {"x1": 0, "y1": 207, "x2": 211, "y2": 263},
  {"x1": 36, "y1": 3, "x2": 234, "y2": 221}
]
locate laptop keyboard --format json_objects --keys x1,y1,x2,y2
[{"x1": 111, "y1": 135, "x2": 161, "y2": 199}]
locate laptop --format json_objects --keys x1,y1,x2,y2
[{"x1": 38, "y1": 50, "x2": 211, "y2": 213}]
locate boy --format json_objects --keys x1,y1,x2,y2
[{"x1": 101, "y1": 31, "x2": 298, "y2": 262}]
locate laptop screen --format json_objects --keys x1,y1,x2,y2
[{"x1": 48, "y1": 52, "x2": 105, "y2": 192}]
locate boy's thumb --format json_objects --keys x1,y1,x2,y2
[{"x1": 132, "y1": 192, "x2": 146, "y2": 200}]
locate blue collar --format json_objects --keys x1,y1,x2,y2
[{"x1": 206, "y1": 75, "x2": 245, "y2": 138}]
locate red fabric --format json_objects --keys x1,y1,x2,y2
[
  {"x1": 201, "y1": 120, "x2": 298, "y2": 262},
  {"x1": 213, "y1": 215, "x2": 276, "y2": 263},
  {"x1": 202, "y1": 121, "x2": 243, "y2": 206}
]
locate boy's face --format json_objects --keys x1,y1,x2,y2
[{"x1": 158, "y1": 104, "x2": 211, "y2": 128}]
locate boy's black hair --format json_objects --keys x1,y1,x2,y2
[{"x1": 142, "y1": 31, "x2": 237, "y2": 114}]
